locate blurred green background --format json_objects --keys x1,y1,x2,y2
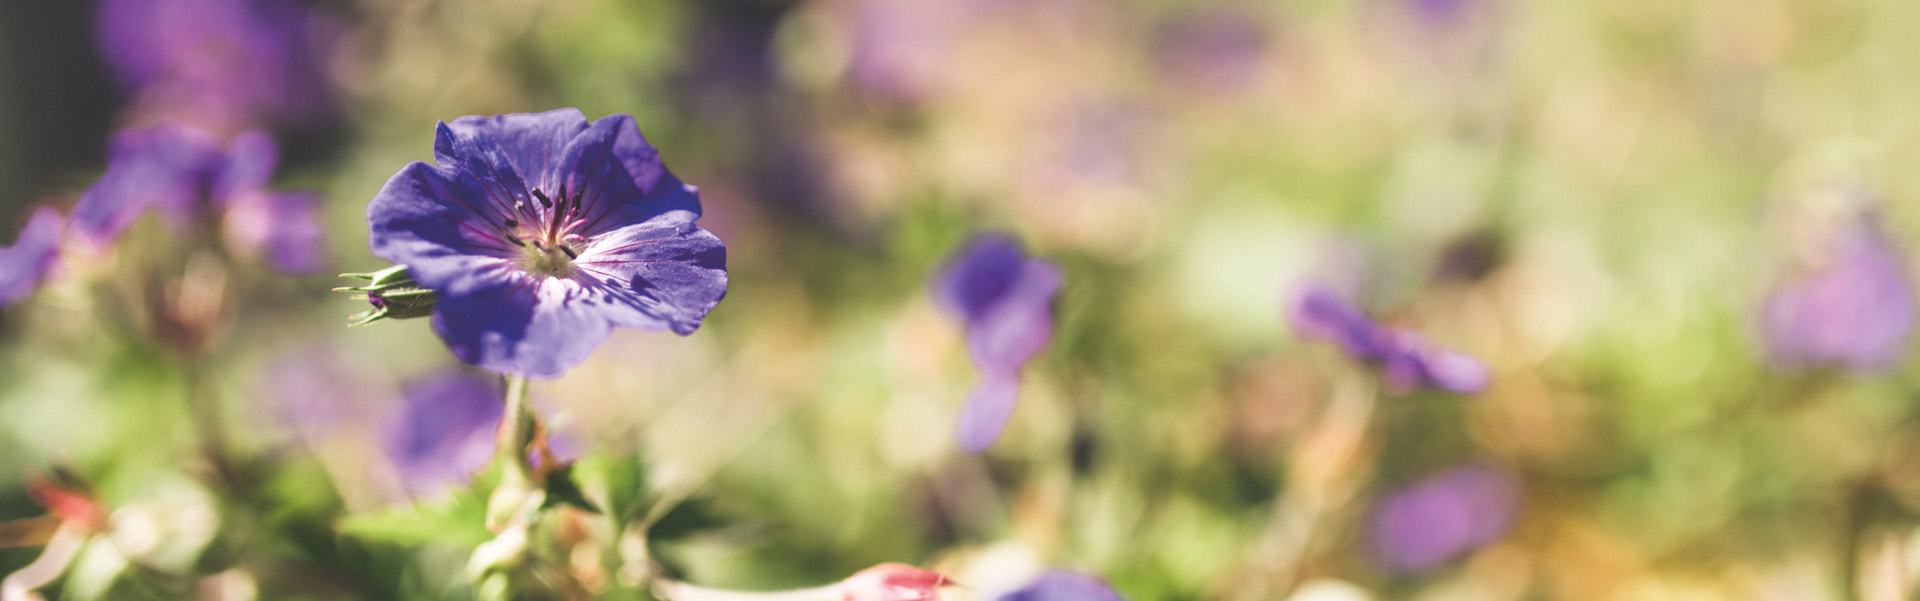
[{"x1": 5, "y1": 0, "x2": 1920, "y2": 599}]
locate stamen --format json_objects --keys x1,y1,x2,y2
[
  {"x1": 503, "y1": 219, "x2": 518, "y2": 229},
  {"x1": 532, "y1": 189, "x2": 553, "y2": 209},
  {"x1": 560, "y1": 246, "x2": 578, "y2": 259}
]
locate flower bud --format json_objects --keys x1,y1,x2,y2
[
  {"x1": 335, "y1": 264, "x2": 436, "y2": 326},
  {"x1": 841, "y1": 563, "x2": 950, "y2": 601}
]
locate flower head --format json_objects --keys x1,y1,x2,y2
[
  {"x1": 933, "y1": 233, "x2": 1061, "y2": 452},
  {"x1": 1288, "y1": 285, "x2": 1488, "y2": 393},
  {"x1": 365, "y1": 110, "x2": 728, "y2": 378},
  {"x1": 96, "y1": 0, "x2": 340, "y2": 133},
  {"x1": 1368, "y1": 462, "x2": 1520, "y2": 573},
  {"x1": 841, "y1": 563, "x2": 951, "y2": 601},
  {"x1": 72, "y1": 125, "x2": 324, "y2": 273},
  {"x1": 1762, "y1": 216, "x2": 1916, "y2": 371},
  {"x1": 998, "y1": 571, "x2": 1125, "y2": 601},
  {"x1": 0, "y1": 207, "x2": 65, "y2": 307}
]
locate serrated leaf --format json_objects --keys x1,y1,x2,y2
[{"x1": 337, "y1": 470, "x2": 495, "y2": 547}]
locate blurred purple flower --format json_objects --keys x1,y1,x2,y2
[
  {"x1": 1288, "y1": 285, "x2": 1488, "y2": 393},
  {"x1": 998, "y1": 571, "x2": 1125, "y2": 601},
  {"x1": 385, "y1": 369, "x2": 581, "y2": 496},
  {"x1": 365, "y1": 110, "x2": 728, "y2": 379},
  {"x1": 1762, "y1": 217, "x2": 1917, "y2": 371},
  {"x1": 96, "y1": 0, "x2": 341, "y2": 133},
  {"x1": 1369, "y1": 462, "x2": 1520, "y2": 573},
  {"x1": 933, "y1": 234, "x2": 1061, "y2": 452},
  {"x1": 71, "y1": 125, "x2": 325, "y2": 273},
  {"x1": 0, "y1": 207, "x2": 65, "y2": 307},
  {"x1": 386, "y1": 370, "x2": 504, "y2": 496}
]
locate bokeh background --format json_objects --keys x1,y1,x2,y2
[{"x1": 5, "y1": 0, "x2": 1920, "y2": 599}]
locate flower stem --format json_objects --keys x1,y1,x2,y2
[
  {"x1": 487, "y1": 375, "x2": 536, "y2": 532},
  {"x1": 498, "y1": 375, "x2": 533, "y2": 480}
]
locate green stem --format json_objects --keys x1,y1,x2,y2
[
  {"x1": 498, "y1": 375, "x2": 533, "y2": 480},
  {"x1": 487, "y1": 375, "x2": 536, "y2": 531}
]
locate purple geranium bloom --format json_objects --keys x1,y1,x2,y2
[
  {"x1": 71, "y1": 125, "x2": 325, "y2": 273},
  {"x1": 1369, "y1": 462, "x2": 1520, "y2": 574},
  {"x1": 1762, "y1": 217, "x2": 1916, "y2": 371},
  {"x1": 932, "y1": 234, "x2": 1061, "y2": 452},
  {"x1": 1288, "y1": 285, "x2": 1488, "y2": 393},
  {"x1": 97, "y1": 0, "x2": 340, "y2": 132},
  {"x1": 0, "y1": 207, "x2": 65, "y2": 307},
  {"x1": 999, "y1": 571, "x2": 1125, "y2": 601},
  {"x1": 365, "y1": 110, "x2": 728, "y2": 379}
]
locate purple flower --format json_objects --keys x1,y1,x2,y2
[
  {"x1": 933, "y1": 234, "x2": 1061, "y2": 452},
  {"x1": 1369, "y1": 463, "x2": 1520, "y2": 573},
  {"x1": 385, "y1": 370, "x2": 504, "y2": 496},
  {"x1": 1288, "y1": 286, "x2": 1488, "y2": 393},
  {"x1": 96, "y1": 0, "x2": 340, "y2": 133},
  {"x1": 0, "y1": 207, "x2": 65, "y2": 307},
  {"x1": 71, "y1": 125, "x2": 325, "y2": 274},
  {"x1": 365, "y1": 110, "x2": 728, "y2": 379},
  {"x1": 1762, "y1": 217, "x2": 1916, "y2": 371},
  {"x1": 384, "y1": 369, "x2": 580, "y2": 496},
  {"x1": 998, "y1": 571, "x2": 1125, "y2": 601}
]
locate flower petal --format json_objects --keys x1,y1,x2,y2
[
  {"x1": 550, "y1": 113, "x2": 702, "y2": 238},
  {"x1": 71, "y1": 125, "x2": 221, "y2": 245},
  {"x1": 1288, "y1": 286, "x2": 1385, "y2": 360},
  {"x1": 933, "y1": 234, "x2": 1032, "y2": 323},
  {"x1": 998, "y1": 571, "x2": 1126, "y2": 601},
  {"x1": 438, "y1": 109, "x2": 589, "y2": 193},
  {"x1": 223, "y1": 191, "x2": 326, "y2": 274},
  {"x1": 0, "y1": 207, "x2": 65, "y2": 306},
  {"x1": 213, "y1": 130, "x2": 279, "y2": 207},
  {"x1": 966, "y1": 260, "x2": 1060, "y2": 372},
  {"x1": 367, "y1": 161, "x2": 524, "y2": 292},
  {"x1": 386, "y1": 370, "x2": 503, "y2": 496},
  {"x1": 571, "y1": 220, "x2": 729, "y2": 335},
  {"x1": 429, "y1": 272, "x2": 617, "y2": 379},
  {"x1": 956, "y1": 373, "x2": 1021, "y2": 453}
]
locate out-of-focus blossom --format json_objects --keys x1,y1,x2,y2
[
  {"x1": 385, "y1": 370, "x2": 504, "y2": 497},
  {"x1": 1762, "y1": 216, "x2": 1916, "y2": 371},
  {"x1": 1289, "y1": 285, "x2": 1488, "y2": 393},
  {"x1": 841, "y1": 563, "x2": 951, "y2": 601},
  {"x1": 71, "y1": 125, "x2": 325, "y2": 273},
  {"x1": 0, "y1": 207, "x2": 65, "y2": 307},
  {"x1": 933, "y1": 234, "x2": 1062, "y2": 452},
  {"x1": 1153, "y1": 8, "x2": 1270, "y2": 96},
  {"x1": 96, "y1": 0, "x2": 341, "y2": 133},
  {"x1": 1368, "y1": 462, "x2": 1520, "y2": 573},
  {"x1": 998, "y1": 571, "x2": 1125, "y2": 601},
  {"x1": 365, "y1": 110, "x2": 728, "y2": 379}
]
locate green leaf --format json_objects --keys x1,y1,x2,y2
[{"x1": 337, "y1": 470, "x2": 496, "y2": 548}]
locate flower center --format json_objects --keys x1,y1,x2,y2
[{"x1": 505, "y1": 184, "x2": 589, "y2": 278}]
